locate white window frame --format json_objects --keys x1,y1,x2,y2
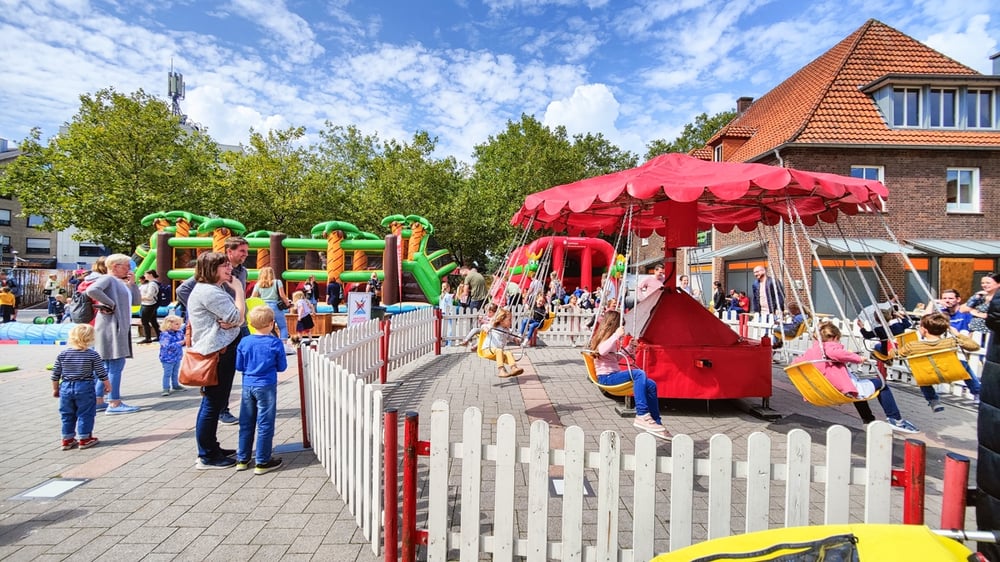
[
  {"x1": 0, "y1": 209, "x2": 10, "y2": 226},
  {"x1": 946, "y1": 167, "x2": 980, "y2": 214},
  {"x1": 967, "y1": 89, "x2": 994, "y2": 129},
  {"x1": 25, "y1": 237, "x2": 51, "y2": 255},
  {"x1": 26, "y1": 214, "x2": 45, "y2": 228},
  {"x1": 929, "y1": 88, "x2": 957, "y2": 128},
  {"x1": 713, "y1": 145, "x2": 723, "y2": 162},
  {"x1": 892, "y1": 87, "x2": 921, "y2": 127},
  {"x1": 850, "y1": 165, "x2": 886, "y2": 212}
]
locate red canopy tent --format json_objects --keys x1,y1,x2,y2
[{"x1": 510, "y1": 153, "x2": 888, "y2": 407}]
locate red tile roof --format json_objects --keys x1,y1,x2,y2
[{"x1": 707, "y1": 19, "x2": 999, "y2": 162}]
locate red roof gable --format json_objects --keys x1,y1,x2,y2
[{"x1": 709, "y1": 19, "x2": 997, "y2": 162}]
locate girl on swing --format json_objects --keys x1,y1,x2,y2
[
  {"x1": 801, "y1": 322, "x2": 919, "y2": 433},
  {"x1": 483, "y1": 308, "x2": 524, "y2": 378},
  {"x1": 588, "y1": 310, "x2": 669, "y2": 439}
]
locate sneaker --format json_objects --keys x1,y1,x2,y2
[
  {"x1": 197, "y1": 456, "x2": 236, "y2": 470},
  {"x1": 888, "y1": 418, "x2": 920, "y2": 434},
  {"x1": 254, "y1": 457, "x2": 283, "y2": 475},
  {"x1": 78, "y1": 437, "x2": 99, "y2": 449},
  {"x1": 106, "y1": 403, "x2": 140, "y2": 415},
  {"x1": 235, "y1": 459, "x2": 251, "y2": 471},
  {"x1": 219, "y1": 447, "x2": 237, "y2": 457},
  {"x1": 929, "y1": 399, "x2": 944, "y2": 413},
  {"x1": 508, "y1": 367, "x2": 524, "y2": 377},
  {"x1": 497, "y1": 368, "x2": 514, "y2": 378},
  {"x1": 61, "y1": 438, "x2": 78, "y2": 450},
  {"x1": 172, "y1": 386, "x2": 187, "y2": 391},
  {"x1": 219, "y1": 410, "x2": 238, "y2": 425},
  {"x1": 633, "y1": 414, "x2": 663, "y2": 432},
  {"x1": 161, "y1": 389, "x2": 171, "y2": 396}
]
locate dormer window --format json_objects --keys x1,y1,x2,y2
[
  {"x1": 713, "y1": 145, "x2": 723, "y2": 162},
  {"x1": 929, "y1": 88, "x2": 957, "y2": 127},
  {"x1": 892, "y1": 87, "x2": 920, "y2": 126},
  {"x1": 967, "y1": 89, "x2": 994, "y2": 128}
]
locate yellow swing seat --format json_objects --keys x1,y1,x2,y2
[
  {"x1": 905, "y1": 349, "x2": 970, "y2": 386},
  {"x1": 868, "y1": 330, "x2": 917, "y2": 362},
  {"x1": 784, "y1": 361, "x2": 882, "y2": 407},
  {"x1": 476, "y1": 330, "x2": 495, "y2": 360},
  {"x1": 581, "y1": 351, "x2": 634, "y2": 398},
  {"x1": 537, "y1": 311, "x2": 556, "y2": 332}
]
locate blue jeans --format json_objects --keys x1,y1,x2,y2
[
  {"x1": 95, "y1": 357, "x2": 126, "y2": 401},
  {"x1": 162, "y1": 360, "x2": 180, "y2": 390},
  {"x1": 60, "y1": 380, "x2": 97, "y2": 438},
  {"x1": 48, "y1": 296, "x2": 57, "y2": 314},
  {"x1": 195, "y1": 329, "x2": 244, "y2": 460},
  {"x1": 871, "y1": 378, "x2": 902, "y2": 420},
  {"x1": 518, "y1": 318, "x2": 542, "y2": 341},
  {"x1": 598, "y1": 368, "x2": 660, "y2": 423},
  {"x1": 237, "y1": 384, "x2": 278, "y2": 463},
  {"x1": 266, "y1": 301, "x2": 289, "y2": 339}
]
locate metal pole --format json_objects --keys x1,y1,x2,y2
[
  {"x1": 902, "y1": 439, "x2": 926, "y2": 525},
  {"x1": 401, "y1": 412, "x2": 419, "y2": 562},
  {"x1": 941, "y1": 452, "x2": 971, "y2": 530},
  {"x1": 383, "y1": 409, "x2": 398, "y2": 562}
]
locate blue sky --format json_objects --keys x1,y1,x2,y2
[{"x1": 1, "y1": 0, "x2": 998, "y2": 162}]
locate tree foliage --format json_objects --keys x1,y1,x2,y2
[
  {"x1": 0, "y1": 88, "x2": 220, "y2": 252},
  {"x1": 645, "y1": 110, "x2": 737, "y2": 160}
]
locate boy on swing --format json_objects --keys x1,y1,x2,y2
[
  {"x1": 801, "y1": 322, "x2": 919, "y2": 433},
  {"x1": 897, "y1": 312, "x2": 981, "y2": 408}
]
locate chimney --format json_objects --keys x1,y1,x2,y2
[
  {"x1": 736, "y1": 96, "x2": 754, "y2": 115},
  {"x1": 992, "y1": 51, "x2": 1000, "y2": 75}
]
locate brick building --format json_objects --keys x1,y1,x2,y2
[{"x1": 684, "y1": 19, "x2": 1000, "y2": 315}]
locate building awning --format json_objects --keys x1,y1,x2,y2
[
  {"x1": 809, "y1": 237, "x2": 922, "y2": 256},
  {"x1": 905, "y1": 239, "x2": 1000, "y2": 256},
  {"x1": 690, "y1": 241, "x2": 765, "y2": 263}
]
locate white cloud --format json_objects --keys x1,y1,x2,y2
[
  {"x1": 923, "y1": 14, "x2": 997, "y2": 73},
  {"x1": 228, "y1": 0, "x2": 324, "y2": 65}
]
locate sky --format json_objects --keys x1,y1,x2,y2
[{"x1": 1, "y1": 0, "x2": 998, "y2": 163}]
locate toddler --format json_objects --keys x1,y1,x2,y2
[
  {"x1": 482, "y1": 308, "x2": 524, "y2": 378},
  {"x1": 0, "y1": 286, "x2": 14, "y2": 323},
  {"x1": 51, "y1": 324, "x2": 111, "y2": 449},
  {"x1": 292, "y1": 290, "x2": 315, "y2": 343},
  {"x1": 235, "y1": 305, "x2": 288, "y2": 474},
  {"x1": 158, "y1": 314, "x2": 187, "y2": 395}
]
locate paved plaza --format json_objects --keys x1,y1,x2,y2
[{"x1": 0, "y1": 318, "x2": 982, "y2": 560}]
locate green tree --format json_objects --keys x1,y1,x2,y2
[
  {"x1": 0, "y1": 88, "x2": 221, "y2": 253},
  {"x1": 645, "y1": 110, "x2": 737, "y2": 160},
  {"x1": 219, "y1": 126, "x2": 329, "y2": 236},
  {"x1": 571, "y1": 132, "x2": 638, "y2": 177}
]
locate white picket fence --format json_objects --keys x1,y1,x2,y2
[{"x1": 425, "y1": 401, "x2": 895, "y2": 561}]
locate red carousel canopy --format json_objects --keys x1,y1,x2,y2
[{"x1": 510, "y1": 153, "x2": 889, "y2": 236}]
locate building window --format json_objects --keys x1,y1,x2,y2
[
  {"x1": 0, "y1": 209, "x2": 10, "y2": 226},
  {"x1": 892, "y1": 87, "x2": 920, "y2": 127},
  {"x1": 26, "y1": 215, "x2": 45, "y2": 228},
  {"x1": 713, "y1": 145, "x2": 723, "y2": 162},
  {"x1": 79, "y1": 243, "x2": 103, "y2": 257},
  {"x1": 929, "y1": 88, "x2": 957, "y2": 127},
  {"x1": 967, "y1": 89, "x2": 994, "y2": 128},
  {"x1": 850, "y1": 165, "x2": 886, "y2": 212},
  {"x1": 25, "y1": 237, "x2": 51, "y2": 255},
  {"x1": 946, "y1": 168, "x2": 980, "y2": 213}
]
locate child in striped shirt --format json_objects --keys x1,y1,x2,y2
[{"x1": 51, "y1": 324, "x2": 111, "y2": 450}]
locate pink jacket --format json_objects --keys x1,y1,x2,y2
[
  {"x1": 594, "y1": 331, "x2": 624, "y2": 375},
  {"x1": 799, "y1": 341, "x2": 864, "y2": 396}
]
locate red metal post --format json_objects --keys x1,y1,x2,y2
[
  {"x1": 902, "y1": 439, "x2": 926, "y2": 525},
  {"x1": 379, "y1": 318, "x2": 391, "y2": 384},
  {"x1": 383, "y1": 409, "x2": 399, "y2": 562},
  {"x1": 401, "y1": 412, "x2": 419, "y2": 562},
  {"x1": 941, "y1": 452, "x2": 971, "y2": 530},
  {"x1": 295, "y1": 343, "x2": 311, "y2": 449},
  {"x1": 434, "y1": 308, "x2": 442, "y2": 355}
]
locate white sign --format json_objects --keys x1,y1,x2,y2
[{"x1": 348, "y1": 291, "x2": 371, "y2": 325}]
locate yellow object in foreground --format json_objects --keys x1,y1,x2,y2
[{"x1": 651, "y1": 524, "x2": 974, "y2": 561}]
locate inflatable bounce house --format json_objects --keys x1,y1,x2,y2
[
  {"x1": 134, "y1": 211, "x2": 457, "y2": 310},
  {"x1": 498, "y1": 236, "x2": 619, "y2": 299}
]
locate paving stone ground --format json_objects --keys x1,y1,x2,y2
[{"x1": 0, "y1": 317, "x2": 981, "y2": 560}]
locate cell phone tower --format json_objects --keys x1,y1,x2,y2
[{"x1": 168, "y1": 60, "x2": 186, "y2": 121}]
